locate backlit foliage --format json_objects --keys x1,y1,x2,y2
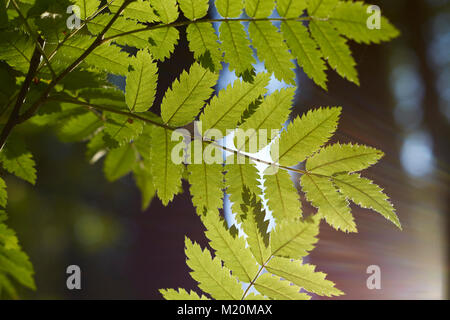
[{"x1": 0, "y1": 0, "x2": 399, "y2": 299}]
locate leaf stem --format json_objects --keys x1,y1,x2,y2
[
  {"x1": 101, "y1": 16, "x2": 313, "y2": 43},
  {"x1": 47, "y1": 96, "x2": 309, "y2": 176}
]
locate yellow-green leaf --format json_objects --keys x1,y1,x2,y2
[{"x1": 301, "y1": 174, "x2": 357, "y2": 233}]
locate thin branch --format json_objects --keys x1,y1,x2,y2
[
  {"x1": 0, "y1": 37, "x2": 44, "y2": 149},
  {"x1": 37, "y1": 0, "x2": 118, "y2": 74},
  {"x1": 10, "y1": 0, "x2": 57, "y2": 79},
  {"x1": 16, "y1": 0, "x2": 135, "y2": 124}
]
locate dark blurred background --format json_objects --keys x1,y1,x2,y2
[{"x1": 4, "y1": 0, "x2": 449, "y2": 299}]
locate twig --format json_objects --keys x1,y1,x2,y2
[
  {"x1": 0, "y1": 37, "x2": 44, "y2": 149},
  {"x1": 16, "y1": 0, "x2": 135, "y2": 124},
  {"x1": 10, "y1": 0, "x2": 57, "y2": 79},
  {"x1": 37, "y1": 0, "x2": 118, "y2": 74}
]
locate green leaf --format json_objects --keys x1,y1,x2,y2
[
  {"x1": 186, "y1": 23, "x2": 222, "y2": 72},
  {"x1": 0, "y1": 31, "x2": 34, "y2": 73},
  {"x1": 125, "y1": 50, "x2": 158, "y2": 113},
  {"x1": 88, "y1": 15, "x2": 153, "y2": 49},
  {"x1": 78, "y1": 86, "x2": 127, "y2": 107},
  {"x1": 215, "y1": 0, "x2": 243, "y2": 18},
  {"x1": 86, "y1": 130, "x2": 108, "y2": 163},
  {"x1": 184, "y1": 237, "x2": 244, "y2": 300},
  {"x1": 272, "y1": 107, "x2": 340, "y2": 167},
  {"x1": 200, "y1": 72, "x2": 270, "y2": 134},
  {"x1": 270, "y1": 217, "x2": 319, "y2": 259},
  {"x1": 244, "y1": 292, "x2": 269, "y2": 300},
  {"x1": 333, "y1": 173, "x2": 401, "y2": 229},
  {"x1": 188, "y1": 162, "x2": 224, "y2": 214},
  {"x1": 306, "y1": 143, "x2": 384, "y2": 175},
  {"x1": 254, "y1": 274, "x2": 310, "y2": 300},
  {"x1": 301, "y1": 174, "x2": 357, "y2": 233},
  {"x1": 104, "y1": 113, "x2": 144, "y2": 147},
  {"x1": 330, "y1": 1, "x2": 400, "y2": 44},
  {"x1": 236, "y1": 88, "x2": 294, "y2": 152},
  {"x1": 109, "y1": 0, "x2": 159, "y2": 22},
  {"x1": 219, "y1": 21, "x2": 255, "y2": 78},
  {"x1": 264, "y1": 169, "x2": 301, "y2": 221},
  {"x1": 202, "y1": 212, "x2": 259, "y2": 283},
  {"x1": 239, "y1": 192, "x2": 271, "y2": 265},
  {"x1": 225, "y1": 157, "x2": 261, "y2": 220},
  {"x1": 57, "y1": 112, "x2": 102, "y2": 143},
  {"x1": 160, "y1": 288, "x2": 209, "y2": 300},
  {"x1": 310, "y1": 20, "x2": 359, "y2": 85},
  {"x1": 0, "y1": 177, "x2": 7, "y2": 208},
  {"x1": 0, "y1": 245, "x2": 35, "y2": 291},
  {"x1": 307, "y1": 0, "x2": 338, "y2": 17},
  {"x1": 161, "y1": 63, "x2": 218, "y2": 126},
  {"x1": 248, "y1": 21, "x2": 296, "y2": 84},
  {"x1": 178, "y1": 0, "x2": 209, "y2": 21},
  {"x1": 0, "y1": 221, "x2": 35, "y2": 296},
  {"x1": 151, "y1": 0, "x2": 179, "y2": 24},
  {"x1": 134, "y1": 124, "x2": 153, "y2": 160},
  {"x1": 277, "y1": 0, "x2": 307, "y2": 18},
  {"x1": 281, "y1": 21, "x2": 328, "y2": 90},
  {"x1": 147, "y1": 27, "x2": 179, "y2": 61},
  {"x1": 266, "y1": 257, "x2": 343, "y2": 296},
  {"x1": 0, "y1": 136, "x2": 36, "y2": 185},
  {"x1": 0, "y1": 274, "x2": 18, "y2": 299},
  {"x1": 133, "y1": 161, "x2": 156, "y2": 210},
  {"x1": 30, "y1": 101, "x2": 85, "y2": 127},
  {"x1": 0, "y1": 0, "x2": 8, "y2": 28},
  {"x1": 150, "y1": 127, "x2": 183, "y2": 205},
  {"x1": 103, "y1": 143, "x2": 137, "y2": 182},
  {"x1": 73, "y1": 0, "x2": 99, "y2": 20},
  {"x1": 245, "y1": 0, "x2": 275, "y2": 18},
  {"x1": 57, "y1": 36, "x2": 130, "y2": 75}
]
